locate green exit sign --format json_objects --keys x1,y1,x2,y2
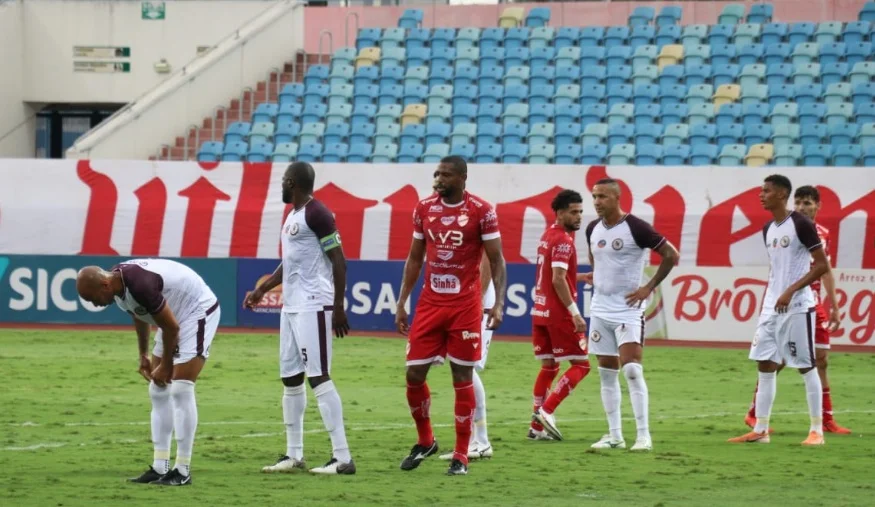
[{"x1": 141, "y1": 2, "x2": 165, "y2": 20}]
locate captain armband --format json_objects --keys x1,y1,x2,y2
[{"x1": 320, "y1": 231, "x2": 342, "y2": 252}]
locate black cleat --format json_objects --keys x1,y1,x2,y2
[
  {"x1": 446, "y1": 459, "x2": 468, "y2": 476},
  {"x1": 399, "y1": 441, "x2": 439, "y2": 471},
  {"x1": 151, "y1": 468, "x2": 192, "y2": 486},
  {"x1": 128, "y1": 466, "x2": 164, "y2": 484}
]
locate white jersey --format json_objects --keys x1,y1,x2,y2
[
  {"x1": 482, "y1": 280, "x2": 496, "y2": 309},
  {"x1": 280, "y1": 198, "x2": 341, "y2": 313},
  {"x1": 761, "y1": 211, "x2": 822, "y2": 315},
  {"x1": 113, "y1": 258, "x2": 217, "y2": 325},
  {"x1": 585, "y1": 214, "x2": 666, "y2": 319}
]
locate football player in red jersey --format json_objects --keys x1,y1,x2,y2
[
  {"x1": 744, "y1": 185, "x2": 849, "y2": 434},
  {"x1": 395, "y1": 156, "x2": 508, "y2": 476},
  {"x1": 529, "y1": 189, "x2": 590, "y2": 441}
]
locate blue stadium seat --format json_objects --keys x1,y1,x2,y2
[
  {"x1": 347, "y1": 124, "x2": 373, "y2": 146},
  {"x1": 528, "y1": 143, "x2": 556, "y2": 164},
  {"x1": 530, "y1": 27, "x2": 557, "y2": 51},
  {"x1": 607, "y1": 46, "x2": 632, "y2": 68},
  {"x1": 247, "y1": 142, "x2": 275, "y2": 163},
  {"x1": 356, "y1": 28, "x2": 381, "y2": 51},
  {"x1": 224, "y1": 122, "x2": 251, "y2": 145},
  {"x1": 252, "y1": 103, "x2": 279, "y2": 123},
  {"x1": 718, "y1": 144, "x2": 747, "y2": 166},
  {"x1": 716, "y1": 103, "x2": 742, "y2": 126},
  {"x1": 580, "y1": 27, "x2": 606, "y2": 47},
  {"x1": 684, "y1": 64, "x2": 712, "y2": 86},
  {"x1": 580, "y1": 46, "x2": 606, "y2": 67},
  {"x1": 819, "y1": 42, "x2": 846, "y2": 65},
  {"x1": 658, "y1": 65, "x2": 684, "y2": 87},
  {"x1": 633, "y1": 84, "x2": 659, "y2": 106},
  {"x1": 581, "y1": 66, "x2": 607, "y2": 87},
  {"x1": 480, "y1": 28, "x2": 505, "y2": 50},
  {"x1": 656, "y1": 6, "x2": 683, "y2": 27},
  {"x1": 764, "y1": 43, "x2": 792, "y2": 66},
  {"x1": 221, "y1": 141, "x2": 248, "y2": 162},
  {"x1": 582, "y1": 104, "x2": 607, "y2": 126},
  {"x1": 864, "y1": 145, "x2": 875, "y2": 167},
  {"x1": 555, "y1": 144, "x2": 582, "y2": 164},
  {"x1": 397, "y1": 143, "x2": 424, "y2": 163},
  {"x1": 690, "y1": 144, "x2": 718, "y2": 165},
  {"x1": 661, "y1": 104, "x2": 688, "y2": 125},
  {"x1": 690, "y1": 123, "x2": 716, "y2": 145},
  {"x1": 474, "y1": 143, "x2": 501, "y2": 163},
  {"x1": 747, "y1": 3, "x2": 773, "y2": 24},
  {"x1": 321, "y1": 143, "x2": 349, "y2": 163},
  {"x1": 608, "y1": 143, "x2": 635, "y2": 165},
  {"x1": 709, "y1": 24, "x2": 735, "y2": 46},
  {"x1": 555, "y1": 104, "x2": 582, "y2": 126},
  {"x1": 663, "y1": 144, "x2": 691, "y2": 165},
  {"x1": 842, "y1": 21, "x2": 871, "y2": 44},
  {"x1": 605, "y1": 26, "x2": 631, "y2": 48},
  {"x1": 606, "y1": 84, "x2": 632, "y2": 108},
  {"x1": 324, "y1": 123, "x2": 350, "y2": 145},
  {"x1": 711, "y1": 44, "x2": 737, "y2": 68},
  {"x1": 636, "y1": 144, "x2": 663, "y2": 165},
  {"x1": 656, "y1": 25, "x2": 681, "y2": 49},
  {"x1": 399, "y1": 124, "x2": 425, "y2": 146},
  {"x1": 830, "y1": 124, "x2": 859, "y2": 146},
  {"x1": 629, "y1": 6, "x2": 655, "y2": 27},
  {"x1": 449, "y1": 142, "x2": 475, "y2": 160},
  {"x1": 659, "y1": 84, "x2": 686, "y2": 106},
  {"x1": 744, "y1": 124, "x2": 772, "y2": 146},
  {"x1": 634, "y1": 104, "x2": 661, "y2": 127},
  {"x1": 803, "y1": 144, "x2": 832, "y2": 166},
  {"x1": 301, "y1": 104, "x2": 326, "y2": 124},
  {"x1": 858, "y1": 103, "x2": 875, "y2": 124},
  {"x1": 774, "y1": 144, "x2": 803, "y2": 166},
  {"x1": 274, "y1": 122, "x2": 301, "y2": 144},
  {"x1": 502, "y1": 123, "x2": 529, "y2": 145},
  {"x1": 770, "y1": 102, "x2": 799, "y2": 125},
  {"x1": 662, "y1": 123, "x2": 689, "y2": 145},
  {"x1": 766, "y1": 63, "x2": 792, "y2": 86},
  {"x1": 681, "y1": 24, "x2": 708, "y2": 46},
  {"x1": 346, "y1": 143, "x2": 372, "y2": 163},
  {"x1": 480, "y1": 47, "x2": 504, "y2": 68},
  {"x1": 555, "y1": 123, "x2": 581, "y2": 145},
  {"x1": 556, "y1": 66, "x2": 580, "y2": 87},
  {"x1": 423, "y1": 143, "x2": 450, "y2": 163},
  {"x1": 555, "y1": 28, "x2": 581, "y2": 49},
  {"x1": 718, "y1": 4, "x2": 745, "y2": 25},
  {"x1": 502, "y1": 144, "x2": 528, "y2": 163},
  {"x1": 635, "y1": 123, "x2": 663, "y2": 147},
  {"x1": 772, "y1": 124, "x2": 800, "y2": 146},
  {"x1": 197, "y1": 141, "x2": 223, "y2": 162},
  {"x1": 505, "y1": 28, "x2": 530, "y2": 51},
  {"x1": 853, "y1": 83, "x2": 875, "y2": 108},
  {"x1": 530, "y1": 85, "x2": 555, "y2": 107},
  {"x1": 304, "y1": 65, "x2": 329, "y2": 88},
  {"x1": 717, "y1": 124, "x2": 744, "y2": 148},
  {"x1": 864, "y1": 2, "x2": 875, "y2": 22},
  {"x1": 580, "y1": 84, "x2": 607, "y2": 106},
  {"x1": 630, "y1": 26, "x2": 656, "y2": 50},
  {"x1": 769, "y1": 84, "x2": 795, "y2": 107},
  {"x1": 713, "y1": 64, "x2": 741, "y2": 87},
  {"x1": 800, "y1": 124, "x2": 827, "y2": 145},
  {"x1": 526, "y1": 7, "x2": 551, "y2": 28},
  {"x1": 581, "y1": 144, "x2": 608, "y2": 164},
  {"x1": 582, "y1": 123, "x2": 608, "y2": 145},
  {"x1": 279, "y1": 83, "x2": 304, "y2": 106},
  {"x1": 788, "y1": 22, "x2": 816, "y2": 45},
  {"x1": 405, "y1": 28, "x2": 430, "y2": 51},
  {"x1": 738, "y1": 43, "x2": 765, "y2": 67},
  {"x1": 356, "y1": 66, "x2": 380, "y2": 89},
  {"x1": 398, "y1": 8, "x2": 423, "y2": 29},
  {"x1": 761, "y1": 23, "x2": 788, "y2": 45},
  {"x1": 530, "y1": 66, "x2": 556, "y2": 88}
]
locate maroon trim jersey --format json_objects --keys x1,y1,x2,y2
[
  {"x1": 412, "y1": 191, "x2": 500, "y2": 307},
  {"x1": 810, "y1": 222, "x2": 830, "y2": 306},
  {"x1": 532, "y1": 224, "x2": 577, "y2": 325}
]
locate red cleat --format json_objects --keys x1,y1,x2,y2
[
  {"x1": 744, "y1": 414, "x2": 774, "y2": 434},
  {"x1": 823, "y1": 420, "x2": 852, "y2": 434}
]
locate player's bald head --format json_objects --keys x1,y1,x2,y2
[
  {"x1": 287, "y1": 162, "x2": 316, "y2": 192},
  {"x1": 76, "y1": 266, "x2": 110, "y2": 296},
  {"x1": 593, "y1": 178, "x2": 621, "y2": 197}
]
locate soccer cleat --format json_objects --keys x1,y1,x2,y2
[
  {"x1": 446, "y1": 459, "x2": 468, "y2": 476},
  {"x1": 309, "y1": 457, "x2": 356, "y2": 475},
  {"x1": 151, "y1": 468, "x2": 192, "y2": 486},
  {"x1": 590, "y1": 434, "x2": 626, "y2": 449},
  {"x1": 400, "y1": 441, "x2": 439, "y2": 471},
  {"x1": 532, "y1": 408, "x2": 563, "y2": 441},
  {"x1": 476, "y1": 444, "x2": 493, "y2": 459},
  {"x1": 744, "y1": 414, "x2": 774, "y2": 433},
  {"x1": 439, "y1": 443, "x2": 493, "y2": 460},
  {"x1": 630, "y1": 436, "x2": 653, "y2": 452},
  {"x1": 727, "y1": 431, "x2": 770, "y2": 444},
  {"x1": 527, "y1": 428, "x2": 555, "y2": 441},
  {"x1": 823, "y1": 420, "x2": 851, "y2": 434},
  {"x1": 128, "y1": 466, "x2": 164, "y2": 484},
  {"x1": 262, "y1": 455, "x2": 306, "y2": 473},
  {"x1": 802, "y1": 432, "x2": 825, "y2": 446}
]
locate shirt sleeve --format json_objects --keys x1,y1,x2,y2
[
  {"x1": 120, "y1": 265, "x2": 166, "y2": 315},
  {"x1": 584, "y1": 220, "x2": 598, "y2": 252},
  {"x1": 412, "y1": 203, "x2": 424, "y2": 240},
  {"x1": 550, "y1": 236, "x2": 575, "y2": 271},
  {"x1": 628, "y1": 215, "x2": 666, "y2": 251},
  {"x1": 794, "y1": 213, "x2": 823, "y2": 252},
  {"x1": 306, "y1": 202, "x2": 342, "y2": 252},
  {"x1": 479, "y1": 203, "x2": 501, "y2": 241},
  {"x1": 817, "y1": 225, "x2": 831, "y2": 262}
]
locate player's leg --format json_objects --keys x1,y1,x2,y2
[
  {"x1": 783, "y1": 311, "x2": 825, "y2": 445},
  {"x1": 153, "y1": 305, "x2": 220, "y2": 486},
  {"x1": 535, "y1": 325, "x2": 591, "y2": 440},
  {"x1": 529, "y1": 325, "x2": 559, "y2": 439},
  {"x1": 730, "y1": 314, "x2": 779, "y2": 443},
  {"x1": 470, "y1": 312, "x2": 492, "y2": 456},
  {"x1": 814, "y1": 308, "x2": 850, "y2": 434},
  {"x1": 263, "y1": 312, "x2": 308, "y2": 473},
  {"x1": 129, "y1": 349, "x2": 174, "y2": 484},
  {"x1": 588, "y1": 317, "x2": 626, "y2": 449},
  {"x1": 617, "y1": 316, "x2": 650, "y2": 451},
  {"x1": 444, "y1": 305, "x2": 483, "y2": 476},
  {"x1": 303, "y1": 308, "x2": 355, "y2": 475}
]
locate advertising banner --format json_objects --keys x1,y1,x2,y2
[
  {"x1": 0, "y1": 255, "x2": 238, "y2": 326},
  {"x1": 0, "y1": 160, "x2": 872, "y2": 268}
]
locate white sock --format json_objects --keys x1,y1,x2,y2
[
  {"x1": 170, "y1": 380, "x2": 197, "y2": 476},
  {"x1": 472, "y1": 370, "x2": 490, "y2": 446},
  {"x1": 599, "y1": 367, "x2": 623, "y2": 441},
  {"x1": 802, "y1": 369, "x2": 824, "y2": 435},
  {"x1": 313, "y1": 381, "x2": 352, "y2": 463},
  {"x1": 283, "y1": 384, "x2": 306, "y2": 460},
  {"x1": 754, "y1": 371, "x2": 777, "y2": 434},
  {"x1": 622, "y1": 363, "x2": 650, "y2": 440},
  {"x1": 149, "y1": 382, "x2": 172, "y2": 475}
]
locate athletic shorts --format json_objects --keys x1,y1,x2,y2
[
  {"x1": 280, "y1": 306, "x2": 334, "y2": 378},
  {"x1": 814, "y1": 304, "x2": 830, "y2": 350},
  {"x1": 406, "y1": 300, "x2": 482, "y2": 367},
  {"x1": 587, "y1": 315, "x2": 644, "y2": 357},
  {"x1": 475, "y1": 310, "x2": 494, "y2": 372},
  {"x1": 749, "y1": 309, "x2": 816, "y2": 369},
  {"x1": 153, "y1": 300, "x2": 220, "y2": 365},
  {"x1": 532, "y1": 320, "x2": 588, "y2": 361}
]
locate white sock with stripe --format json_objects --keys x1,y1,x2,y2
[
  {"x1": 283, "y1": 384, "x2": 306, "y2": 460},
  {"x1": 313, "y1": 380, "x2": 352, "y2": 463},
  {"x1": 598, "y1": 367, "x2": 623, "y2": 441},
  {"x1": 170, "y1": 380, "x2": 198, "y2": 476},
  {"x1": 802, "y1": 369, "x2": 824, "y2": 435},
  {"x1": 149, "y1": 382, "x2": 173, "y2": 475},
  {"x1": 472, "y1": 370, "x2": 490, "y2": 446},
  {"x1": 754, "y1": 371, "x2": 777, "y2": 434}
]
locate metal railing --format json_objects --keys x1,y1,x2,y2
[{"x1": 318, "y1": 29, "x2": 334, "y2": 66}]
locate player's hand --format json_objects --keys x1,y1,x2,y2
[
  {"x1": 395, "y1": 305, "x2": 410, "y2": 336},
  {"x1": 243, "y1": 287, "x2": 265, "y2": 309},
  {"x1": 624, "y1": 286, "x2": 652, "y2": 307},
  {"x1": 486, "y1": 306, "x2": 503, "y2": 330},
  {"x1": 577, "y1": 272, "x2": 593, "y2": 285},
  {"x1": 151, "y1": 363, "x2": 173, "y2": 387},
  {"x1": 572, "y1": 314, "x2": 587, "y2": 334},
  {"x1": 332, "y1": 308, "x2": 350, "y2": 338},
  {"x1": 775, "y1": 290, "x2": 793, "y2": 313},
  {"x1": 138, "y1": 355, "x2": 152, "y2": 382},
  {"x1": 828, "y1": 306, "x2": 841, "y2": 332}
]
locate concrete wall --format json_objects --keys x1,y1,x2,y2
[{"x1": 0, "y1": 1, "x2": 36, "y2": 158}]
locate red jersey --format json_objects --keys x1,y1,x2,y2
[
  {"x1": 810, "y1": 222, "x2": 830, "y2": 305},
  {"x1": 532, "y1": 224, "x2": 578, "y2": 325},
  {"x1": 412, "y1": 191, "x2": 500, "y2": 307}
]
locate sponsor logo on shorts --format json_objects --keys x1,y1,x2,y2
[
  {"x1": 534, "y1": 295, "x2": 546, "y2": 306},
  {"x1": 441, "y1": 216, "x2": 456, "y2": 226},
  {"x1": 531, "y1": 308, "x2": 549, "y2": 318},
  {"x1": 780, "y1": 235, "x2": 790, "y2": 248},
  {"x1": 590, "y1": 330, "x2": 601, "y2": 342},
  {"x1": 612, "y1": 238, "x2": 624, "y2": 250},
  {"x1": 462, "y1": 330, "x2": 480, "y2": 340},
  {"x1": 430, "y1": 273, "x2": 461, "y2": 294},
  {"x1": 751, "y1": 330, "x2": 758, "y2": 347},
  {"x1": 457, "y1": 215, "x2": 469, "y2": 227},
  {"x1": 429, "y1": 205, "x2": 443, "y2": 213},
  {"x1": 534, "y1": 345, "x2": 542, "y2": 352},
  {"x1": 436, "y1": 250, "x2": 454, "y2": 261},
  {"x1": 555, "y1": 348, "x2": 564, "y2": 353},
  {"x1": 597, "y1": 239, "x2": 607, "y2": 248}
]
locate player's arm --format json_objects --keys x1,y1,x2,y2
[
  {"x1": 134, "y1": 317, "x2": 152, "y2": 382},
  {"x1": 552, "y1": 266, "x2": 587, "y2": 333},
  {"x1": 150, "y1": 305, "x2": 180, "y2": 386},
  {"x1": 784, "y1": 247, "x2": 830, "y2": 298},
  {"x1": 821, "y1": 265, "x2": 841, "y2": 330},
  {"x1": 777, "y1": 217, "x2": 830, "y2": 312},
  {"x1": 644, "y1": 241, "x2": 679, "y2": 292},
  {"x1": 244, "y1": 263, "x2": 282, "y2": 308},
  {"x1": 479, "y1": 251, "x2": 491, "y2": 300},
  {"x1": 626, "y1": 217, "x2": 679, "y2": 306},
  {"x1": 483, "y1": 237, "x2": 507, "y2": 329},
  {"x1": 395, "y1": 237, "x2": 426, "y2": 335},
  {"x1": 325, "y1": 245, "x2": 350, "y2": 338}
]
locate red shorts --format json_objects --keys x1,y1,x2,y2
[
  {"x1": 532, "y1": 321, "x2": 588, "y2": 361},
  {"x1": 406, "y1": 300, "x2": 482, "y2": 366},
  {"x1": 815, "y1": 304, "x2": 830, "y2": 349}
]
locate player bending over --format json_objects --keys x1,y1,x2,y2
[
  {"x1": 584, "y1": 178, "x2": 678, "y2": 452},
  {"x1": 246, "y1": 162, "x2": 355, "y2": 475},
  {"x1": 744, "y1": 185, "x2": 850, "y2": 434},
  {"x1": 77, "y1": 258, "x2": 222, "y2": 486},
  {"x1": 730, "y1": 175, "x2": 830, "y2": 446},
  {"x1": 528, "y1": 189, "x2": 590, "y2": 441},
  {"x1": 396, "y1": 156, "x2": 507, "y2": 476}
]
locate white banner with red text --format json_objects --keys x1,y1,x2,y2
[
  {"x1": 0, "y1": 160, "x2": 873, "y2": 267},
  {"x1": 643, "y1": 267, "x2": 875, "y2": 347}
]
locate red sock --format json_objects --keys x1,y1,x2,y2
[
  {"x1": 407, "y1": 382, "x2": 433, "y2": 447},
  {"x1": 532, "y1": 365, "x2": 560, "y2": 431},
  {"x1": 823, "y1": 387, "x2": 834, "y2": 422},
  {"x1": 747, "y1": 380, "x2": 759, "y2": 418},
  {"x1": 542, "y1": 363, "x2": 591, "y2": 414},
  {"x1": 453, "y1": 381, "x2": 475, "y2": 465}
]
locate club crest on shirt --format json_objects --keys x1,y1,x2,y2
[
  {"x1": 780, "y1": 235, "x2": 790, "y2": 247},
  {"x1": 441, "y1": 216, "x2": 456, "y2": 226},
  {"x1": 590, "y1": 330, "x2": 601, "y2": 342},
  {"x1": 436, "y1": 250, "x2": 454, "y2": 261},
  {"x1": 597, "y1": 239, "x2": 607, "y2": 248},
  {"x1": 457, "y1": 215, "x2": 469, "y2": 227},
  {"x1": 285, "y1": 223, "x2": 300, "y2": 236},
  {"x1": 612, "y1": 238, "x2": 624, "y2": 250}
]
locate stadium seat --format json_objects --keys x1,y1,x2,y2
[
  {"x1": 825, "y1": 103, "x2": 853, "y2": 126},
  {"x1": 713, "y1": 64, "x2": 740, "y2": 88},
  {"x1": 688, "y1": 103, "x2": 714, "y2": 125},
  {"x1": 324, "y1": 123, "x2": 350, "y2": 145},
  {"x1": 865, "y1": 146, "x2": 875, "y2": 167},
  {"x1": 761, "y1": 23, "x2": 788, "y2": 45},
  {"x1": 859, "y1": 123, "x2": 875, "y2": 149},
  {"x1": 690, "y1": 144, "x2": 719, "y2": 165},
  {"x1": 630, "y1": 26, "x2": 656, "y2": 50},
  {"x1": 506, "y1": 28, "x2": 529, "y2": 50},
  {"x1": 662, "y1": 124, "x2": 690, "y2": 145},
  {"x1": 555, "y1": 144, "x2": 582, "y2": 164},
  {"x1": 608, "y1": 123, "x2": 634, "y2": 147},
  {"x1": 764, "y1": 43, "x2": 792, "y2": 66},
  {"x1": 530, "y1": 27, "x2": 556, "y2": 50},
  {"x1": 271, "y1": 142, "x2": 298, "y2": 163},
  {"x1": 580, "y1": 46, "x2": 606, "y2": 66},
  {"x1": 739, "y1": 64, "x2": 765, "y2": 89},
  {"x1": 249, "y1": 122, "x2": 275, "y2": 145},
  {"x1": 555, "y1": 122, "x2": 581, "y2": 145},
  {"x1": 800, "y1": 124, "x2": 827, "y2": 145},
  {"x1": 690, "y1": 123, "x2": 716, "y2": 145},
  {"x1": 738, "y1": 43, "x2": 765, "y2": 67},
  {"x1": 555, "y1": 27, "x2": 580, "y2": 49},
  {"x1": 499, "y1": 7, "x2": 525, "y2": 28},
  {"x1": 815, "y1": 21, "x2": 843, "y2": 44},
  {"x1": 748, "y1": 3, "x2": 773, "y2": 23},
  {"x1": 582, "y1": 104, "x2": 607, "y2": 126},
  {"x1": 718, "y1": 4, "x2": 745, "y2": 25},
  {"x1": 221, "y1": 141, "x2": 248, "y2": 162},
  {"x1": 397, "y1": 143, "x2": 424, "y2": 163},
  {"x1": 718, "y1": 144, "x2": 747, "y2": 166},
  {"x1": 742, "y1": 103, "x2": 769, "y2": 128},
  {"x1": 800, "y1": 103, "x2": 827, "y2": 126},
  {"x1": 422, "y1": 143, "x2": 450, "y2": 163},
  {"x1": 405, "y1": 28, "x2": 430, "y2": 51},
  {"x1": 635, "y1": 123, "x2": 663, "y2": 147},
  {"x1": 658, "y1": 65, "x2": 684, "y2": 87},
  {"x1": 657, "y1": 6, "x2": 683, "y2": 27},
  {"x1": 853, "y1": 83, "x2": 875, "y2": 108},
  {"x1": 629, "y1": 6, "x2": 655, "y2": 27},
  {"x1": 608, "y1": 144, "x2": 635, "y2": 165},
  {"x1": 771, "y1": 123, "x2": 800, "y2": 146},
  {"x1": 744, "y1": 124, "x2": 772, "y2": 146},
  {"x1": 526, "y1": 7, "x2": 551, "y2": 28},
  {"x1": 474, "y1": 143, "x2": 501, "y2": 163},
  {"x1": 717, "y1": 124, "x2": 744, "y2": 148},
  {"x1": 398, "y1": 9, "x2": 423, "y2": 29},
  {"x1": 770, "y1": 103, "x2": 799, "y2": 125},
  {"x1": 582, "y1": 123, "x2": 608, "y2": 146},
  {"x1": 528, "y1": 143, "x2": 556, "y2": 164},
  {"x1": 716, "y1": 103, "x2": 742, "y2": 127},
  {"x1": 792, "y1": 63, "x2": 821, "y2": 86},
  {"x1": 503, "y1": 123, "x2": 529, "y2": 145},
  {"x1": 842, "y1": 21, "x2": 871, "y2": 44},
  {"x1": 279, "y1": 83, "x2": 304, "y2": 106},
  {"x1": 636, "y1": 144, "x2": 663, "y2": 165},
  {"x1": 634, "y1": 104, "x2": 661, "y2": 127},
  {"x1": 274, "y1": 122, "x2": 301, "y2": 144},
  {"x1": 374, "y1": 123, "x2": 400, "y2": 146},
  {"x1": 299, "y1": 122, "x2": 325, "y2": 145},
  {"x1": 849, "y1": 40, "x2": 875, "y2": 64},
  {"x1": 774, "y1": 144, "x2": 803, "y2": 166},
  {"x1": 197, "y1": 141, "x2": 223, "y2": 162},
  {"x1": 372, "y1": 143, "x2": 399, "y2": 163},
  {"x1": 663, "y1": 144, "x2": 691, "y2": 165},
  {"x1": 655, "y1": 25, "x2": 681, "y2": 49},
  {"x1": 681, "y1": 25, "x2": 709, "y2": 46},
  {"x1": 858, "y1": 104, "x2": 875, "y2": 124},
  {"x1": 605, "y1": 26, "x2": 630, "y2": 48},
  {"x1": 803, "y1": 144, "x2": 831, "y2": 166},
  {"x1": 734, "y1": 23, "x2": 762, "y2": 48},
  {"x1": 745, "y1": 143, "x2": 774, "y2": 167},
  {"x1": 788, "y1": 22, "x2": 816, "y2": 45},
  {"x1": 581, "y1": 144, "x2": 608, "y2": 163},
  {"x1": 829, "y1": 124, "x2": 859, "y2": 146},
  {"x1": 502, "y1": 144, "x2": 528, "y2": 163},
  {"x1": 321, "y1": 143, "x2": 349, "y2": 163},
  {"x1": 224, "y1": 122, "x2": 251, "y2": 145}
]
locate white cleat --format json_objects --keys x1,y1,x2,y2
[
  {"x1": 590, "y1": 434, "x2": 626, "y2": 450},
  {"x1": 630, "y1": 436, "x2": 653, "y2": 452},
  {"x1": 526, "y1": 428, "x2": 556, "y2": 441},
  {"x1": 262, "y1": 455, "x2": 306, "y2": 473},
  {"x1": 309, "y1": 457, "x2": 356, "y2": 475},
  {"x1": 533, "y1": 408, "x2": 563, "y2": 441},
  {"x1": 439, "y1": 443, "x2": 494, "y2": 460}
]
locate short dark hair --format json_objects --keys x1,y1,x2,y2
[
  {"x1": 440, "y1": 155, "x2": 468, "y2": 174},
  {"x1": 794, "y1": 185, "x2": 820, "y2": 203},
  {"x1": 764, "y1": 174, "x2": 792, "y2": 197},
  {"x1": 552, "y1": 189, "x2": 583, "y2": 212},
  {"x1": 287, "y1": 161, "x2": 316, "y2": 192}
]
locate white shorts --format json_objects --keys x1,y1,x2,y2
[
  {"x1": 588, "y1": 315, "x2": 645, "y2": 357},
  {"x1": 153, "y1": 301, "x2": 220, "y2": 365},
  {"x1": 475, "y1": 311, "x2": 494, "y2": 372},
  {"x1": 749, "y1": 310, "x2": 816, "y2": 369},
  {"x1": 280, "y1": 308, "x2": 334, "y2": 378}
]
